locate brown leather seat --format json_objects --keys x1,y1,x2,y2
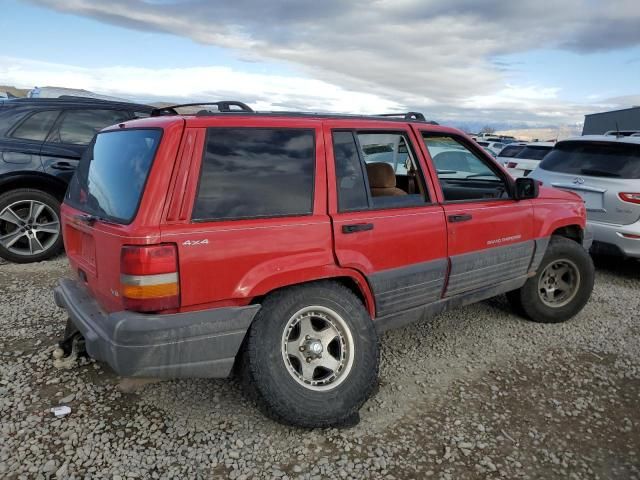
[{"x1": 366, "y1": 162, "x2": 407, "y2": 197}]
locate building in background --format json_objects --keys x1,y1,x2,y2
[{"x1": 583, "y1": 106, "x2": 640, "y2": 135}]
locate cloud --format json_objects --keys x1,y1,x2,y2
[
  {"x1": 10, "y1": 0, "x2": 640, "y2": 127},
  {"x1": 26, "y1": 0, "x2": 640, "y2": 105},
  {"x1": 0, "y1": 56, "x2": 401, "y2": 114}
]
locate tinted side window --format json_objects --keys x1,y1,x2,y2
[
  {"x1": 516, "y1": 146, "x2": 552, "y2": 160},
  {"x1": 193, "y1": 128, "x2": 315, "y2": 221},
  {"x1": 50, "y1": 109, "x2": 130, "y2": 145},
  {"x1": 11, "y1": 110, "x2": 60, "y2": 141},
  {"x1": 499, "y1": 145, "x2": 524, "y2": 158},
  {"x1": 333, "y1": 132, "x2": 369, "y2": 211}
]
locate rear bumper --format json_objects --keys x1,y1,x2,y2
[
  {"x1": 54, "y1": 279, "x2": 260, "y2": 378},
  {"x1": 587, "y1": 219, "x2": 640, "y2": 258}
]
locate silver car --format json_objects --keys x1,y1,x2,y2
[{"x1": 530, "y1": 135, "x2": 640, "y2": 258}]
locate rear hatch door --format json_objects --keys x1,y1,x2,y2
[
  {"x1": 536, "y1": 140, "x2": 640, "y2": 225},
  {"x1": 62, "y1": 121, "x2": 181, "y2": 312}
]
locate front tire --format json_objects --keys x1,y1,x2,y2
[
  {"x1": 240, "y1": 281, "x2": 379, "y2": 428},
  {"x1": 0, "y1": 188, "x2": 63, "y2": 263},
  {"x1": 507, "y1": 236, "x2": 594, "y2": 323}
]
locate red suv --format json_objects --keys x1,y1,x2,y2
[{"x1": 54, "y1": 102, "x2": 595, "y2": 427}]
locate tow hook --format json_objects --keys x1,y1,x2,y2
[{"x1": 53, "y1": 332, "x2": 86, "y2": 370}]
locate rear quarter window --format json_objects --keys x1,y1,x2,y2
[
  {"x1": 539, "y1": 141, "x2": 640, "y2": 179},
  {"x1": 49, "y1": 109, "x2": 130, "y2": 145},
  {"x1": 10, "y1": 110, "x2": 60, "y2": 141},
  {"x1": 193, "y1": 128, "x2": 315, "y2": 221}
]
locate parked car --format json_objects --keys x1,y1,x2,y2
[
  {"x1": 0, "y1": 97, "x2": 152, "y2": 263},
  {"x1": 504, "y1": 142, "x2": 555, "y2": 177},
  {"x1": 496, "y1": 142, "x2": 527, "y2": 166},
  {"x1": 476, "y1": 140, "x2": 504, "y2": 155},
  {"x1": 53, "y1": 103, "x2": 594, "y2": 427},
  {"x1": 530, "y1": 135, "x2": 640, "y2": 258}
]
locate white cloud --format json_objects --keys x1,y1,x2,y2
[
  {"x1": 7, "y1": 0, "x2": 640, "y2": 127},
  {"x1": 0, "y1": 56, "x2": 402, "y2": 114}
]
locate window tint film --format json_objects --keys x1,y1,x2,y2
[
  {"x1": 333, "y1": 132, "x2": 369, "y2": 211},
  {"x1": 423, "y1": 135, "x2": 508, "y2": 202},
  {"x1": 66, "y1": 129, "x2": 161, "y2": 223},
  {"x1": 11, "y1": 110, "x2": 60, "y2": 141},
  {"x1": 193, "y1": 128, "x2": 315, "y2": 221},
  {"x1": 51, "y1": 109, "x2": 130, "y2": 145},
  {"x1": 355, "y1": 132, "x2": 429, "y2": 208},
  {"x1": 515, "y1": 145, "x2": 552, "y2": 161},
  {"x1": 539, "y1": 141, "x2": 640, "y2": 179},
  {"x1": 499, "y1": 145, "x2": 525, "y2": 158}
]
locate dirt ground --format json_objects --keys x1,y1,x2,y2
[{"x1": 0, "y1": 254, "x2": 639, "y2": 479}]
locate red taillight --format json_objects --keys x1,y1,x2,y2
[
  {"x1": 619, "y1": 192, "x2": 640, "y2": 205},
  {"x1": 120, "y1": 244, "x2": 179, "y2": 312},
  {"x1": 621, "y1": 233, "x2": 640, "y2": 239},
  {"x1": 507, "y1": 162, "x2": 518, "y2": 168}
]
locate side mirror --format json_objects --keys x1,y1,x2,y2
[{"x1": 515, "y1": 177, "x2": 539, "y2": 200}]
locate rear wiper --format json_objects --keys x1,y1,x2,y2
[
  {"x1": 580, "y1": 168, "x2": 620, "y2": 178},
  {"x1": 74, "y1": 213, "x2": 117, "y2": 226}
]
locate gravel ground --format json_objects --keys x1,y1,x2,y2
[{"x1": 0, "y1": 254, "x2": 639, "y2": 479}]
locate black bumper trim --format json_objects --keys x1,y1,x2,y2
[{"x1": 54, "y1": 279, "x2": 260, "y2": 378}]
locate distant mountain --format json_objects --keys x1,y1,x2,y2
[{"x1": 494, "y1": 125, "x2": 583, "y2": 142}]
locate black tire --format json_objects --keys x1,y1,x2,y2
[
  {"x1": 507, "y1": 236, "x2": 594, "y2": 323},
  {"x1": 240, "y1": 281, "x2": 379, "y2": 428},
  {"x1": 0, "y1": 188, "x2": 63, "y2": 263}
]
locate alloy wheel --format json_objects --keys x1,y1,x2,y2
[
  {"x1": 281, "y1": 306, "x2": 355, "y2": 391},
  {"x1": 0, "y1": 200, "x2": 60, "y2": 257}
]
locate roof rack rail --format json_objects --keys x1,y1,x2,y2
[
  {"x1": 377, "y1": 112, "x2": 426, "y2": 121},
  {"x1": 151, "y1": 101, "x2": 254, "y2": 117}
]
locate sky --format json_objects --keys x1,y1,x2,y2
[{"x1": 1, "y1": 0, "x2": 640, "y2": 130}]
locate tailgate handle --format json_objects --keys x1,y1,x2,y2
[
  {"x1": 448, "y1": 213, "x2": 472, "y2": 223},
  {"x1": 342, "y1": 223, "x2": 374, "y2": 234}
]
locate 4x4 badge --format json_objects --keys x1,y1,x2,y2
[
  {"x1": 182, "y1": 239, "x2": 209, "y2": 246},
  {"x1": 572, "y1": 177, "x2": 585, "y2": 185}
]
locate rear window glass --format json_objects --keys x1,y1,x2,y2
[
  {"x1": 11, "y1": 110, "x2": 60, "y2": 141},
  {"x1": 539, "y1": 141, "x2": 640, "y2": 179},
  {"x1": 66, "y1": 129, "x2": 161, "y2": 223},
  {"x1": 516, "y1": 146, "x2": 552, "y2": 160},
  {"x1": 193, "y1": 128, "x2": 315, "y2": 221},
  {"x1": 498, "y1": 145, "x2": 525, "y2": 158}
]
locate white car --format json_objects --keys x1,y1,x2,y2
[
  {"x1": 504, "y1": 142, "x2": 554, "y2": 177},
  {"x1": 476, "y1": 140, "x2": 504, "y2": 156},
  {"x1": 496, "y1": 142, "x2": 527, "y2": 166}
]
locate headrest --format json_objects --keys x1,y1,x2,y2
[{"x1": 366, "y1": 162, "x2": 396, "y2": 188}]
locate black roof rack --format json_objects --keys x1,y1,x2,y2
[
  {"x1": 151, "y1": 101, "x2": 254, "y2": 117},
  {"x1": 376, "y1": 112, "x2": 426, "y2": 121},
  {"x1": 149, "y1": 101, "x2": 438, "y2": 124}
]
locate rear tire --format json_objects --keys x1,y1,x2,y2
[
  {"x1": 0, "y1": 188, "x2": 63, "y2": 263},
  {"x1": 240, "y1": 281, "x2": 379, "y2": 428},
  {"x1": 507, "y1": 236, "x2": 594, "y2": 323}
]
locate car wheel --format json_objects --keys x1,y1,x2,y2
[
  {"x1": 240, "y1": 281, "x2": 379, "y2": 427},
  {"x1": 0, "y1": 188, "x2": 63, "y2": 263},
  {"x1": 507, "y1": 236, "x2": 594, "y2": 323}
]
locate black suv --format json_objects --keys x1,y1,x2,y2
[{"x1": 0, "y1": 97, "x2": 152, "y2": 263}]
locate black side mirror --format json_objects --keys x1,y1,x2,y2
[{"x1": 515, "y1": 177, "x2": 539, "y2": 200}]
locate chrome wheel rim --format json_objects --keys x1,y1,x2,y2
[
  {"x1": 538, "y1": 259, "x2": 580, "y2": 308},
  {"x1": 281, "y1": 306, "x2": 354, "y2": 391},
  {"x1": 0, "y1": 200, "x2": 60, "y2": 257}
]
